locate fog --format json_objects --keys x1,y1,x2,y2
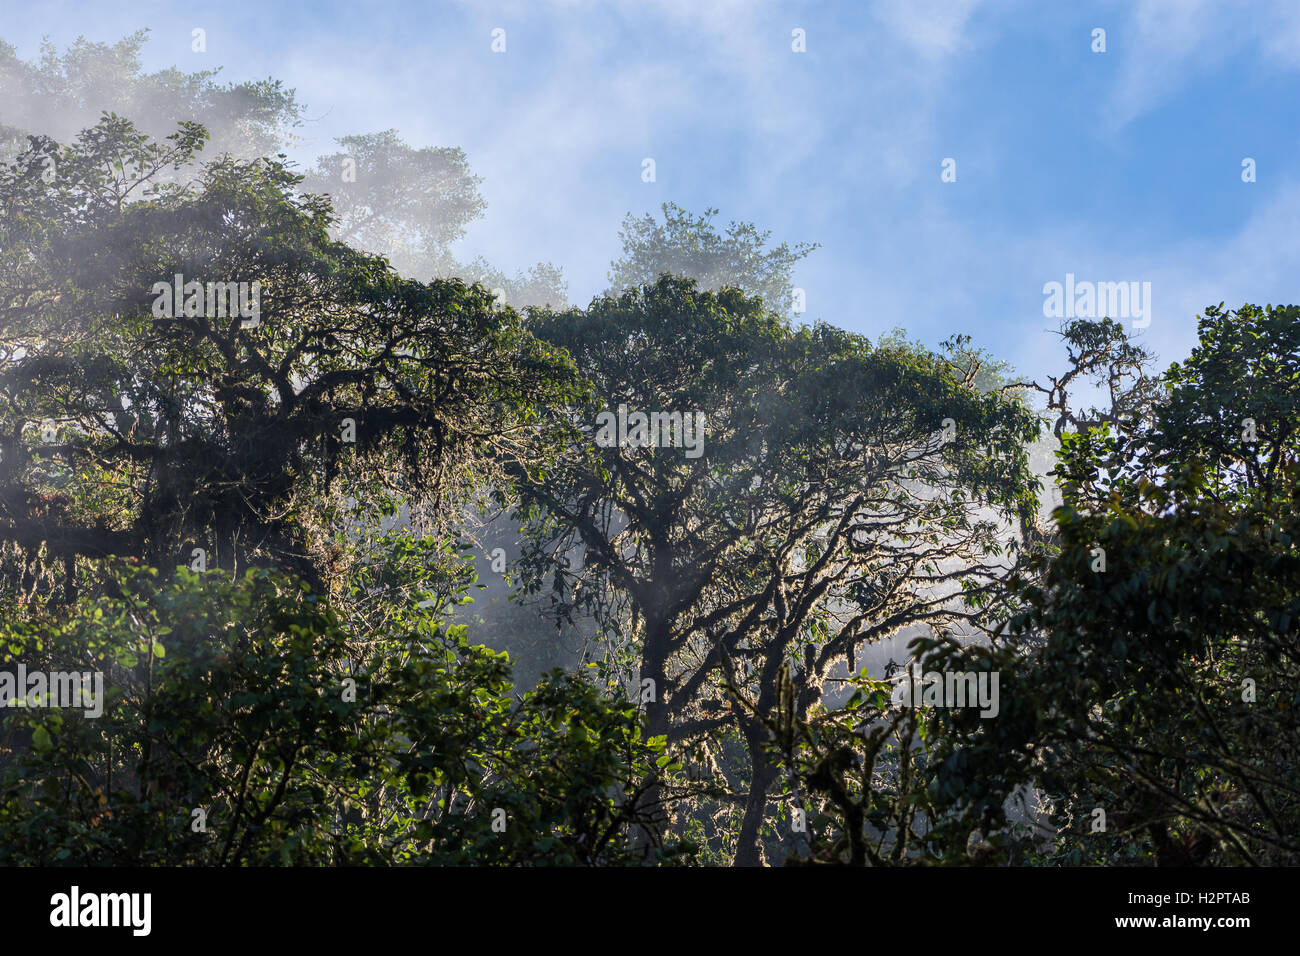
[{"x1": 0, "y1": 29, "x2": 1069, "y2": 695}]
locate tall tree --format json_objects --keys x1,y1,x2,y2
[
  {"x1": 0, "y1": 116, "x2": 579, "y2": 604},
  {"x1": 607, "y1": 202, "x2": 817, "y2": 315},
  {"x1": 0, "y1": 30, "x2": 302, "y2": 163},
  {"x1": 301, "y1": 130, "x2": 486, "y2": 281},
  {"x1": 788, "y1": 302, "x2": 1300, "y2": 866},
  {"x1": 508, "y1": 276, "x2": 1041, "y2": 864}
]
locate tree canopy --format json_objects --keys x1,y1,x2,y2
[
  {"x1": 509, "y1": 276, "x2": 1040, "y2": 863},
  {"x1": 0, "y1": 116, "x2": 578, "y2": 603},
  {"x1": 607, "y1": 202, "x2": 817, "y2": 315},
  {"x1": 2, "y1": 73, "x2": 1297, "y2": 869}
]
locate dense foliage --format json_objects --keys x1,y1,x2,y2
[
  {"x1": 2, "y1": 52, "x2": 1296, "y2": 865},
  {"x1": 0, "y1": 562, "x2": 687, "y2": 865}
]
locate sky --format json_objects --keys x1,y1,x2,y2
[{"x1": 3, "y1": 0, "x2": 1299, "y2": 381}]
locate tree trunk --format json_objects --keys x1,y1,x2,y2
[
  {"x1": 632, "y1": 611, "x2": 671, "y2": 861},
  {"x1": 734, "y1": 723, "x2": 777, "y2": 866}
]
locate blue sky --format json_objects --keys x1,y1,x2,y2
[{"x1": 5, "y1": 0, "x2": 1299, "y2": 379}]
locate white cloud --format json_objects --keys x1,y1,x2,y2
[
  {"x1": 870, "y1": 0, "x2": 987, "y2": 60},
  {"x1": 1108, "y1": 0, "x2": 1300, "y2": 128}
]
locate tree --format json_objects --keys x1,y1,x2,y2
[
  {"x1": 789, "y1": 302, "x2": 1300, "y2": 866},
  {"x1": 459, "y1": 257, "x2": 570, "y2": 311},
  {"x1": 508, "y1": 276, "x2": 1041, "y2": 864},
  {"x1": 607, "y1": 202, "x2": 817, "y2": 315},
  {"x1": 969, "y1": 457, "x2": 1300, "y2": 865},
  {"x1": 0, "y1": 116, "x2": 580, "y2": 605},
  {"x1": 301, "y1": 130, "x2": 486, "y2": 281},
  {"x1": 1027, "y1": 317, "x2": 1157, "y2": 442},
  {"x1": 1155, "y1": 303, "x2": 1300, "y2": 507},
  {"x1": 0, "y1": 30, "x2": 302, "y2": 164},
  {"x1": 1, "y1": 35, "x2": 560, "y2": 304},
  {"x1": 733, "y1": 662, "x2": 939, "y2": 866},
  {"x1": 0, "y1": 560, "x2": 690, "y2": 865}
]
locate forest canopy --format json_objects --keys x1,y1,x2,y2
[{"x1": 2, "y1": 33, "x2": 1297, "y2": 868}]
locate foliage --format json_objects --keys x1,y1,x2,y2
[
  {"x1": 460, "y1": 257, "x2": 570, "y2": 311},
  {"x1": 779, "y1": 304, "x2": 1300, "y2": 866},
  {"x1": 508, "y1": 275, "x2": 1041, "y2": 864},
  {"x1": 5, "y1": 60, "x2": 1296, "y2": 869},
  {"x1": 1156, "y1": 303, "x2": 1300, "y2": 507},
  {"x1": 0, "y1": 116, "x2": 581, "y2": 603},
  {"x1": 301, "y1": 130, "x2": 486, "y2": 281},
  {"x1": 0, "y1": 30, "x2": 302, "y2": 164},
  {"x1": 607, "y1": 202, "x2": 817, "y2": 314},
  {"x1": 0, "y1": 561, "x2": 689, "y2": 865}
]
